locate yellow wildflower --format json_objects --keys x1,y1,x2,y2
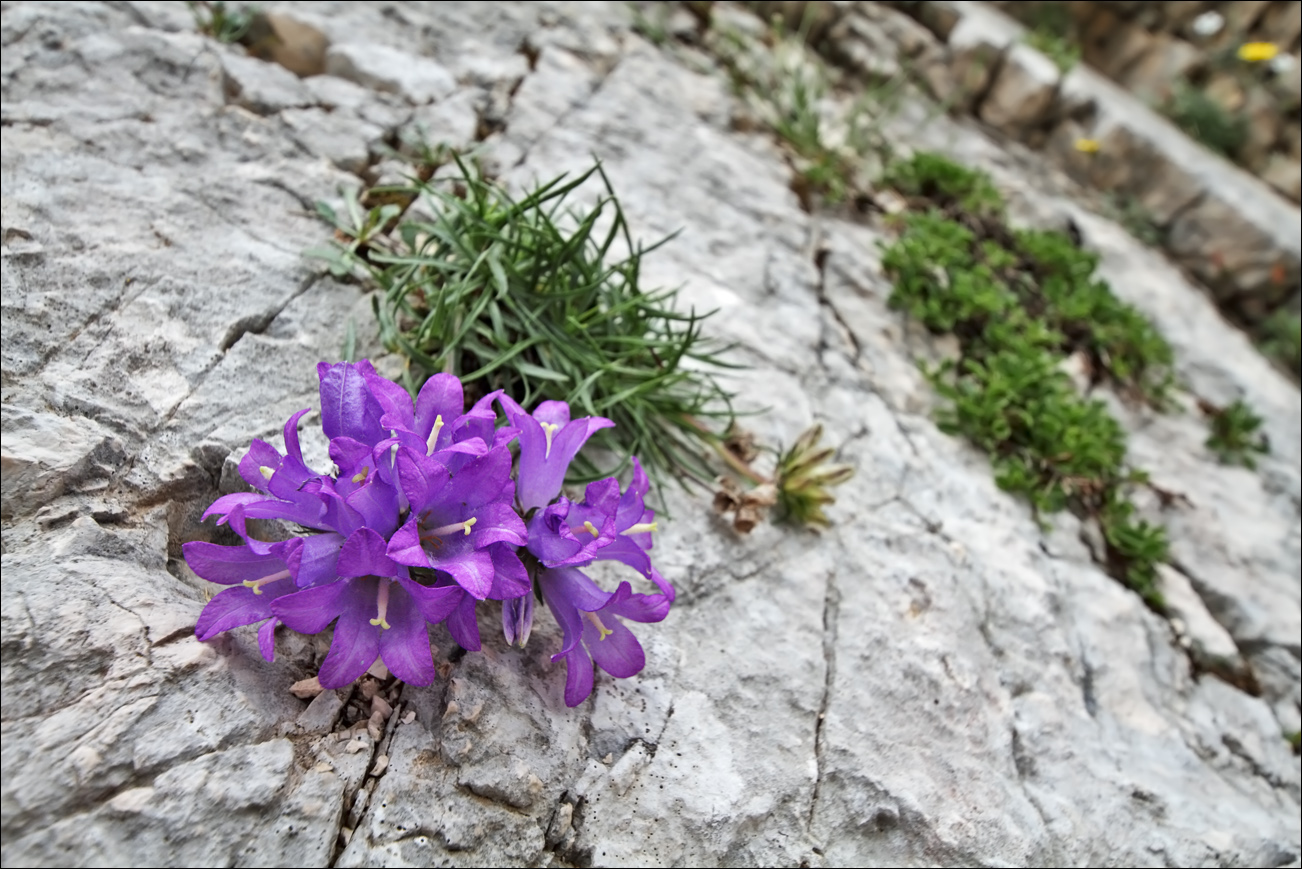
[
  {"x1": 1238, "y1": 42, "x2": 1280, "y2": 63},
  {"x1": 1074, "y1": 138, "x2": 1101, "y2": 154}
]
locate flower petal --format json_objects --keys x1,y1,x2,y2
[
  {"x1": 445, "y1": 592, "x2": 481, "y2": 651},
  {"x1": 584, "y1": 615, "x2": 645, "y2": 679},
  {"x1": 491, "y1": 425, "x2": 521, "y2": 450},
  {"x1": 560, "y1": 644, "x2": 595, "y2": 707},
  {"x1": 592, "y1": 536, "x2": 653, "y2": 579},
  {"x1": 444, "y1": 446, "x2": 513, "y2": 512},
  {"x1": 201, "y1": 492, "x2": 270, "y2": 523},
  {"x1": 615, "y1": 457, "x2": 651, "y2": 530},
  {"x1": 395, "y1": 447, "x2": 449, "y2": 514},
  {"x1": 539, "y1": 566, "x2": 612, "y2": 656},
  {"x1": 450, "y1": 409, "x2": 496, "y2": 452},
  {"x1": 502, "y1": 593, "x2": 534, "y2": 647},
  {"x1": 317, "y1": 584, "x2": 381, "y2": 689},
  {"x1": 472, "y1": 501, "x2": 528, "y2": 549},
  {"x1": 317, "y1": 487, "x2": 363, "y2": 538},
  {"x1": 329, "y1": 436, "x2": 373, "y2": 481},
  {"x1": 318, "y1": 360, "x2": 385, "y2": 446},
  {"x1": 532, "y1": 401, "x2": 571, "y2": 429},
  {"x1": 487, "y1": 544, "x2": 531, "y2": 600},
  {"x1": 238, "y1": 495, "x2": 329, "y2": 532},
  {"x1": 397, "y1": 575, "x2": 463, "y2": 624},
  {"x1": 386, "y1": 514, "x2": 430, "y2": 569},
  {"x1": 413, "y1": 373, "x2": 464, "y2": 447},
  {"x1": 364, "y1": 366, "x2": 416, "y2": 432},
  {"x1": 293, "y1": 532, "x2": 345, "y2": 588},
  {"x1": 258, "y1": 618, "x2": 280, "y2": 662},
  {"x1": 279, "y1": 408, "x2": 315, "y2": 482},
  {"x1": 512, "y1": 406, "x2": 615, "y2": 513},
  {"x1": 338, "y1": 527, "x2": 399, "y2": 578},
  {"x1": 378, "y1": 583, "x2": 436, "y2": 686},
  {"x1": 196, "y1": 578, "x2": 294, "y2": 640},
  {"x1": 607, "y1": 581, "x2": 673, "y2": 622},
  {"x1": 343, "y1": 475, "x2": 400, "y2": 538},
  {"x1": 271, "y1": 578, "x2": 353, "y2": 634},
  {"x1": 238, "y1": 439, "x2": 283, "y2": 492},
  {"x1": 183, "y1": 540, "x2": 295, "y2": 586},
  {"x1": 435, "y1": 546, "x2": 495, "y2": 600}
]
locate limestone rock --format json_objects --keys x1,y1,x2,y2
[
  {"x1": 2, "y1": 2, "x2": 1299, "y2": 868},
  {"x1": 979, "y1": 42, "x2": 1060, "y2": 136},
  {"x1": 1263, "y1": 153, "x2": 1302, "y2": 203},
  {"x1": 931, "y1": 4, "x2": 1018, "y2": 111},
  {"x1": 221, "y1": 51, "x2": 314, "y2": 115},
  {"x1": 325, "y1": 43, "x2": 457, "y2": 105},
  {"x1": 1157, "y1": 563, "x2": 1249, "y2": 682},
  {"x1": 1117, "y1": 32, "x2": 1200, "y2": 103},
  {"x1": 258, "y1": 11, "x2": 331, "y2": 77},
  {"x1": 1, "y1": 408, "x2": 124, "y2": 521}
]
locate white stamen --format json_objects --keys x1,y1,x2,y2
[
  {"x1": 426, "y1": 414, "x2": 445, "y2": 455},
  {"x1": 624, "y1": 521, "x2": 658, "y2": 535},
  {"x1": 426, "y1": 517, "x2": 477, "y2": 538},
  {"x1": 540, "y1": 421, "x2": 560, "y2": 459},
  {"x1": 242, "y1": 569, "x2": 292, "y2": 595},
  {"x1": 259, "y1": 465, "x2": 275, "y2": 480},
  {"x1": 583, "y1": 610, "x2": 613, "y2": 641},
  {"x1": 369, "y1": 580, "x2": 392, "y2": 630}
]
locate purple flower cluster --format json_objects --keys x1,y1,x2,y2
[{"x1": 185, "y1": 361, "x2": 673, "y2": 707}]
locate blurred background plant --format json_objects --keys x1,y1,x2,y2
[
  {"x1": 1201, "y1": 398, "x2": 1271, "y2": 468},
  {"x1": 880, "y1": 151, "x2": 1178, "y2": 607},
  {"x1": 1163, "y1": 80, "x2": 1249, "y2": 157},
  {"x1": 188, "y1": 0, "x2": 257, "y2": 44},
  {"x1": 708, "y1": 9, "x2": 900, "y2": 208},
  {"x1": 1257, "y1": 310, "x2": 1301, "y2": 379},
  {"x1": 1021, "y1": 3, "x2": 1080, "y2": 73}
]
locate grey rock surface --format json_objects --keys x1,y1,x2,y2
[{"x1": 2, "y1": 1, "x2": 1299, "y2": 867}]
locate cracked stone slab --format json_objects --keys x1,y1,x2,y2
[
  {"x1": 2, "y1": 2, "x2": 1299, "y2": 868},
  {"x1": 325, "y1": 43, "x2": 457, "y2": 105}
]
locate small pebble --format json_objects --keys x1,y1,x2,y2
[{"x1": 290, "y1": 676, "x2": 324, "y2": 699}]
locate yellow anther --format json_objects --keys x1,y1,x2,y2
[
  {"x1": 540, "y1": 421, "x2": 560, "y2": 459},
  {"x1": 242, "y1": 569, "x2": 291, "y2": 595},
  {"x1": 259, "y1": 465, "x2": 275, "y2": 480},
  {"x1": 462, "y1": 516, "x2": 477, "y2": 535},
  {"x1": 582, "y1": 520, "x2": 600, "y2": 537},
  {"x1": 351, "y1": 466, "x2": 369, "y2": 484},
  {"x1": 624, "y1": 521, "x2": 658, "y2": 535},
  {"x1": 584, "y1": 610, "x2": 614, "y2": 641},
  {"x1": 426, "y1": 414, "x2": 445, "y2": 455}
]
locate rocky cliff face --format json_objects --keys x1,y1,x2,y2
[{"x1": 2, "y1": 2, "x2": 1298, "y2": 866}]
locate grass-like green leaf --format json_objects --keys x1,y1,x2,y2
[
  {"x1": 1204, "y1": 398, "x2": 1269, "y2": 469},
  {"x1": 315, "y1": 155, "x2": 737, "y2": 487}
]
